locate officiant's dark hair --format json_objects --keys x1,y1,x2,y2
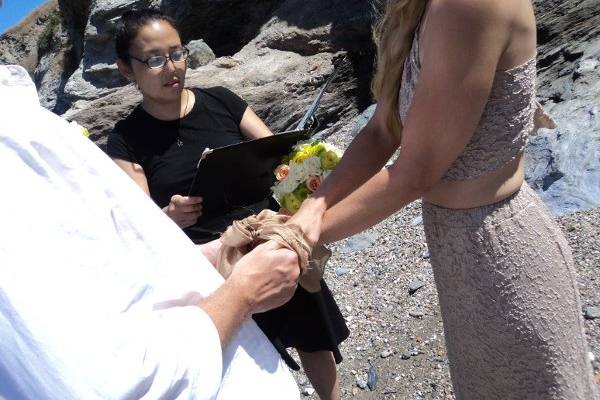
[{"x1": 115, "y1": 9, "x2": 179, "y2": 64}]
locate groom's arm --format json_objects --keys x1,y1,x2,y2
[{"x1": 199, "y1": 240, "x2": 299, "y2": 347}]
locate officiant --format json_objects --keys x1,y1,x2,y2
[
  {"x1": 108, "y1": 12, "x2": 272, "y2": 245},
  {"x1": 106, "y1": 9, "x2": 349, "y2": 400}
]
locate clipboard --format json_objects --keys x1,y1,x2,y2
[
  {"x1": 187, "y1": 68, "x2": 337, "y2": 215},
  {"x1": 187, "y1": 128, "x2": 310, "y2": 215}
]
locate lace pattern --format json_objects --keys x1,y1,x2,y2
[
  {"x1": 422, "y1": 185, "x2": 599, "y2": 399},
  {"x1": 399, "y1": 31, "x2": 539, "y2": 181}
]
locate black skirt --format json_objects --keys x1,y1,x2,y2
[
  {"x1": 252, "y1": 279, "x2": 350, "y2": 371},
  {"x1": 188, "y1": 197, "x2": 350, "y2": 369}
]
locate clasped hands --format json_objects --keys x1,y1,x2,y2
[
  {"x1": 200, "y1": 236, "x2": 300, "y2": 314},
  {"x1": 199, "y1": 204, "x2": 324, "y2": 314}
]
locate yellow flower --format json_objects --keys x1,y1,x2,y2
[
  {"x1": 82, "y1": 127, "x2": 90, "y2": 138},
  {"x1": 292, "y1": 148, "x2": 312, "y2": 163},
  {"x1": 309, "y1": 143, "x2": 326, "y2": 156},
  {"x1": 282, "y1": 192, "x2": 302, "y2": 213},
  {"x1": 320, "y1": 150, "x2": 340, "y2": 170}
]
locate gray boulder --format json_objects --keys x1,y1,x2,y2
[
  {"x1": 161, "y1": 0, "x2": 284, "y2": 56},
  {"x1": 525, "y1": 0, "x2": 600, "y2": 215},
  {"x1": 62, "y1": 0, "x2": 159, "y2": 103},
  {"x1": 66, "y1": 0, "x2": 378, "y2": 148},
  {"x1": 48, "y1": 0, "x2": 600, "y2": 217},
  {"x1": 0, "y1": 1, "x2": 60, "y2": 71},
  {"x1": 186, "y1": 39, "x2": 215, "y2": 69}
]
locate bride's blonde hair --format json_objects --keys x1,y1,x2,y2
[{"x1": 372, "y1": 0, "x2": 427, "y2": 137}]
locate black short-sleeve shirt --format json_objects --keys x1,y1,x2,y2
[{"x1": 107, "y1": 86, "x2": 270, "y2": 243}]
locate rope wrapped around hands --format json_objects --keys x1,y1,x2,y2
[{"x1": 216, "y1": 210, "x2": 330, "y2": 293}]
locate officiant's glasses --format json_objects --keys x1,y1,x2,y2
[{"x1": 129, "y1": 47, "x2": 189, "y2": 69}]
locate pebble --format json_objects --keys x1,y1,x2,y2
[
  {"x1": 401, "y1": 352, "x2": 412, "y2": 360},
  {"x1": 380, "y1": 349, "x2": 393, "y2": 358},
  {"x1": 367, "y1": 366, "x2": 378, "y2": 390},
  {"x1": 411, "y1": 215, "x2": 423, "y2": 226},
  {"x1": 301, "y1": 387, "x2": 315, "y2": 396},
  {"x1": 343, "y1": 232, "x2": 378, "y2": 253},
  {"x1": 409, "y1": 310, "x2": 425, "y2": 318},
  {"x1": 408, "y1": 279, "x2": 426, "y2": 295},
  {"x1": 335, "y1": 267, "x2": 350, "y2": 277},
  {"x1": 585, "y1": 306, "x2": 600, "y2": 319},
  {"x1": 356, "y1": 378, "x2": 368, "y2": 389}
]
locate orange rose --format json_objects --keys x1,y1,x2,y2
[
  {"x1": 305, "y1": 175, "x2": 321, "y2": 192},
  {"x1": 274, "y1": 164, "x2": 290, "y2": 181}
]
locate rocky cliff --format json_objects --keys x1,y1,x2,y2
[
  {"x1": 2, "y1": 2, "x2": 600, "y2": 398},
  {"x1": 527, "y1": 0, "x2": 600, "y2": 215},
  {"x1": 1, "y1": 0, "x2": 599, "y2": 215}
]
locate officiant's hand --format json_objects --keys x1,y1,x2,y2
[
  {"x1": 163, "y1": 194, "x2": 203, "y2": 228},
  {"x1": 230, "y1": 240, "x2": 299, "y2": 314}
]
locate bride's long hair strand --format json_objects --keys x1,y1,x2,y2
[{"x1": 371, "y1": 0, "x2": 427, "y2": 137}]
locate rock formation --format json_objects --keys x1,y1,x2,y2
[{"x1": 1, "y1": 0, "x2": 599, "y2": 214}]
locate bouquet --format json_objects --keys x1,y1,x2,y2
[{"x1": 271, "y1": 140, "x2": 343, "y2": 213}]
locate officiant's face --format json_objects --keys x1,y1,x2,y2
[{"x1": 122, "y1": 20, "x2": 187, "y2": 102}]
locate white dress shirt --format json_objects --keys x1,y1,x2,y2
[{"x1": 0, "y1": 65, "x2": 299, "y2": 400}]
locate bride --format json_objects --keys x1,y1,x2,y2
[{"x1": 289, "y1": 0, "x2": 598, "y2": 398}]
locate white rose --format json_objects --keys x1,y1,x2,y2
[
  {"x1": 271, "y1": 184, "x2": 283, "y2": 201},
  {"x1": 279, "y1": 176, "x2": 299, "y2": 194},
  {"x1": 304, "y1": 156, "x2": 322, "y2": 175},
  {"x1": 288, "y1": 161, "x2": 308, "y2": 182}
]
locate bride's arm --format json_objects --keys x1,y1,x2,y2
[
  {"x1": 297, "y1": 0, "x2": 506, "y2": 244},
  {"x1": 290, "y1": 102, "x2": 400, "y2": 244},
  {"x1": 317, "y1": 101, "x2": 401, "y2": 208},
  {"x1": 318, "y1": 156, "x2": 425, "y2": 244}
]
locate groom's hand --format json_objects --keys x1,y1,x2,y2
[
  {"x1": 197, "y1": 239, "x2": 222, "y2": 267},
  {"x1": 199, "y1": 240, "x2": 299, "y2": 346},
  {"x1": 229, "y1": 240, "x2": 299, "y2": 314}
]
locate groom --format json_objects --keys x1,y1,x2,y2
[{"x1": 0, "y1": 65, "x2": 300, "y2": 399}]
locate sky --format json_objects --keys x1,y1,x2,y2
[{"x1": 0, "y1": 0, "x2": 49, "y2": 34}]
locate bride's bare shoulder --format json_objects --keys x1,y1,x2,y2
[
  {"x1": 427, "y1": 0, "x2": 509, "y2": 26},
  {"x1": 423, "y1": 0, "x2": 512, "y2": 51}
]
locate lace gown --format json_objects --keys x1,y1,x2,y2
[{"x1": 399, "y1": 25, "x2": 599, "y2": 400}]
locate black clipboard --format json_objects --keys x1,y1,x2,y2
[
  {"x1": 187, "y1": 128, "x2": 310, "y2": 215},
  {"x1": 187, "y1": 68, "x2": 337, "y2": 214}
]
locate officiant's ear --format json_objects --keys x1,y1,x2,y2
[{"x1": 116, "y1": 58, "x2": 135, "y2": 83}]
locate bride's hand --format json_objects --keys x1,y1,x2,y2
[{"x1": 285, "y1": 198, "x2": 326, "y2": 247}]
